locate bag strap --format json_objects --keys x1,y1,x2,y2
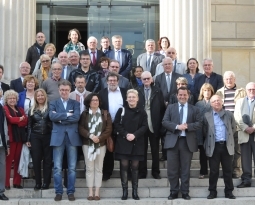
[
  {"x1": 103, "y1": 110, "x2": 108, "y2": 121},
  {"x1": 120, "y1": 107, "x2": 125, "y2": 124}
]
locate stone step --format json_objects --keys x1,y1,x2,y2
[
  {"x1": 6, "y1": 198, "x2": 255, "y2": 205},
  {"x1": 4, "y1": 187, "x2": 255, "y2": 199},
  {"x1": 22, "y1": 178, "x2": 251, "y2": 188}
]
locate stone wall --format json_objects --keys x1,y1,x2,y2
[{"x1": 211, "y1": 0, "x2": 255, "y2": 87}]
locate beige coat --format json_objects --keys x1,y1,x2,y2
[{"x1": 216, "y1": 86, "x2": 246, "y2": 103}]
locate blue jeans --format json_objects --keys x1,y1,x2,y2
[{"x1": 53, "y1": 134, "x2": 77, "y2": 195}]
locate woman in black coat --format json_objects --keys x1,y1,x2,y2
[
  {"x1": 26, "y1": 88, "x2": 52, "y2": 190},
  {"x1": 114, "y1": 89, "x2": 148, "y2": 201}
]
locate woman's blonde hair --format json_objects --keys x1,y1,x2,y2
[
  {"x1": 22, "y1": 75, "x2": 39, "y2": 89},
  {"x1": 3, "y1": 90, "x2": 19, "y2": 105},
  {"x1": 198, "y1": 83, "x2": 215, "y2": 101},
  {"x1": 40, "y1": 54, "x2": 51, "y2": 62},
  {"x1": 44, "y1": 43, "x2": 56, "y2": 53},
  {"x1": 127, "y1": 89, "x2": 139, "y2": 98},
  {"x1": 30, "y1": 89, "x2": 48, "y2": 115}
]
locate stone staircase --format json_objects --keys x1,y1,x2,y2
[{"x1": 5, "y1": 149, "x2": 255, "y2": 204}]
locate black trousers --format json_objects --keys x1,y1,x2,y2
[
  {"x1": 198, "y1": 145, "x2": 208, "y2": 175},
  {"x1": 30, "y1": 133, "x2": 52, "y2": 185},
  {"x1": 139, "y1": 129, "x2": 160, "y2": 176},
  {"x1": 208, "y1": 142, "x2": 234, "y2": 194},
  {"x1": 240, "y1": 134, "x2": 255, "y2": 184}
]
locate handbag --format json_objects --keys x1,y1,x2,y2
[{"x1": 103, "y1": 110, "x2": 115, "y2": 152}]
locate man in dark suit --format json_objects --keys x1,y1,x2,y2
[
  {"x1": 137, "y1": 71, "x2": 165, "y2": 179},
  {"x1": 10, "y1": 62, "x2": 31, "y2": 93},
  {"x1": 137, "y1": 39, "x2": 165, "y2": 77},
  {"x1": 162, "y1": 87, "x2": 202, "y2": 200},
  {"x1": 100, "y1": 36, "x2": 111, "y2": 53},
  {"x1": 99, "y1": 72, "x2": 127, "y2": 180},
  {"x1": 0, "y1": 65, "x2": 10, "y2": 94},
  {"x1": 194, "y1": 58, "x2": 224, "y2": 102},
  {"x1": 49, "y1": 80, "x2": 82, "y2": 201},
  {"x1": 58, "y1": 52, "x2": 74, "y2": 80},
  {"x1": 106, "y1": 35, "x2": 132, "y2": 79},
  {"x1": 85, "y1": 36, "x2": 105, "y2": 71},
  {"x1": 101, "y1": 60, "x2": 129, "y2": 90}
]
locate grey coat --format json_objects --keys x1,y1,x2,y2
[
  {"x1": 195, "y1": 100, "x2": 212, "y2": 145},
  {"x1": 203, "y1": 109, "x2": 236, "y2": 157}
]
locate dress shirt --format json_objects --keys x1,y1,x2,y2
[
  {"x1": 178, "y1": 102, "x2": 188, "y2": 136},
  {"x1": 144, "y1": 86, "x2": 151, "y2": 102},
  {"x1": 159, "y1": 50, "x2": 167, "y2": 57},
  {"x1": 108, "y1": 87, "x2": 123, "y2": 121},
  {"x1": 24, "y1": 97, "x2": 34, "y2": 115},
  {"x1": 115, "y1": 49, "x2": 122, "y2": 66},
  {"x1": 88, "y1": 49, "x2": 97, "y2": 62},
  {"x1": 62, "y1": 65, "x2": 67, "y2": 79},
  {"x1": 21, "y1": 77, "x2": 24, "y2": 83},
  {"x1": 147, "y1": 52, "x2": 154, "y2": 68},
  {"x1": 61, "y1": 98, "x2": 68, "y2": 110},
  {"x1": 213, "y1": 111, "x2": 226, "y2": 142}
]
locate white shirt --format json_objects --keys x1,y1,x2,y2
[
  {"x1": 178, "y1": 102, "x2": 188, "y2": 136},
  {"x1": 108, "y1": 87, "x2": 123, "y2": 121}
]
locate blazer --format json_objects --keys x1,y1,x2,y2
[
  {"x1": 85, "y1": 49, "x2": 105, "y2": 71},
  {"x1": 99, "y1": 87, "x2": 127, "y2": 111},
  {"x1": 155, "y1": 72, "x2": 182, "y2": 102},
  {"x1": 137, "y1": 52, "x2": 165, "y2": 77},
  {"x1": 10, "y1": 77, "x2": 25, "y2": 93},
  {"x1": 194, "y1": 72, "x2": 224, "y2": 101},
  {"x1": 0, "y1": 82, "x2": 10, "y2": 94},
  {"x1": 62, "y1": 65, "x2": 75, "y2": 80},
  {"x1": 49, "y1": 98, "x2": 82, "y2": 146},
  {"x1": 101, "y1": 75, "x2": 129, "y2": 90},
  {"x1": 203, "y1": 109, "x2": 236, "y2": 157},
  {"x1": 106, "y1": 49, "x2": 132, "y2": 78},
  {"x1": 234, "y1": 97, "x2": 255, "y2": 144},
  {"x1": 162, "y1": 103, "x2": 202, "y2": 152},
  {"x1": 17, "y1": 90, "x2": 26, "y2": 109}
]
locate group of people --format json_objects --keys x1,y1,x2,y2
[{"x1": 0, "y1": 29, "x2": 254, "y2": 202}]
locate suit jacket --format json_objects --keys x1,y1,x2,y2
[
  {"x1": 155, "y1": 72, "x2": 182, "y2": 102},
  {"x1": 17, "y1": 90, "x2": 26, "y2": 109},
  {"x1": 99, "y1": 87, "x2": 127, "y2": 111},
  {"x1": 194, "y1": 72, "x2": 224, "y2": 101},
  {"x1": 162, "y1": 103, "x2": 202, "y2": 152},
  {"x1": 10, "y1": 77, "x2": 24, "y2": 93},
  {"x1": 62, "y1": 65, "x2": 74, "y2": 80},
  {"x1": 234, "y1": 97, "x2": 255, "y2": 144},
  {"x1": 85, "y1": 49, "x2": 105, "y2": 71},
  {"x1": 101, "y1": 76, "x2": 129, "y2": 90},
  {"x1": 173, "y1": 59, "x2": 186, "y2": 75},
  {"x1": 137, "y1": 52, "x2": 165, "y2": 77},
  {"x1": 203, "y1": 109, "x2": 236, "y2": 157},
  {"x1": 49, "y1": 98, "x2": 82, "y2": 146},
  {"x1": 0, "y1": 82, "x2": 10, "y2": 94},
  {"x1": 106, "y1": 49, "x2": 132, "y2": 78},
  {"x1": 137, "y1": 85, "x2": 166, "y2": 137}
]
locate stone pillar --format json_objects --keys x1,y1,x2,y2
[
  {"x1": 0, "y1": 0, "x2": 36, "y2": 81},
  {"x1": 160, "y1": 0, "x2": 211, "y2": 65}
]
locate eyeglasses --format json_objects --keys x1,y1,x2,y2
[
  {"x1": 167, "y1": 52, "x2": 175, "y2": 54},
  {"x1": 80, "y1": 58, "x2": 90, "y2": 61},
  {"x1": 110, "y1": 66, "x2": 119, "y2": 69},
  {"x1": 142, "y1": 78, "x2": 150, "y2": 81},
  {"x1": 108, "y1": 80, "x2": 118, "y2": 82},
  {"x1": 60, "y1": 89, "x2": 70, "y2": 92},
  {"x1": 177, "y1": 83, "x2": 187, "y2": 85},
  {"x1": 91, "y1": 99, "x2": 99, "y2": 102},
  {"x1": 247, "y1": 89, "x2": 255, "y2": 92},
  {"x1": 41, "y1": 60, "x2": 50, "y2": 63},
  {"x1": 204, "y1": 64, "x2": 212, "y2": 67}
]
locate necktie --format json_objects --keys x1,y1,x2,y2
[
  {"x1": 92, "y1": 51, "x2": 96, "y2": 65},
  {"x1": 116, "y1": 50, "x2": 121, "y2": 65},
  {"x1": 173, "y1": 60, "x2": 177, "y2": 73},
  {"x1": 166, "y1": 74, "x2": 171, "y2": 92},
  {"x1": 180, "y1": 104, "x2": 184, "y2": 124},
  {"x1": 145, "y1": 88, "x2": 150, "y2": 101},
  {"x1": 147, "y1": 55, "x2": 152, "y2": 71},
  {"x1": 61, "y1": 66, "x2": 65, "y2": 79}
]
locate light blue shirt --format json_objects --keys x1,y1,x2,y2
[
  {"x1": 213, "y1": 111, "x2": 226, "y2": 142},
  {"x1": 61, "y1": 98, "x2": 69, "y2": 110},
  {"x1": 178, "y1": 102, "x2": 188, "y2": 136}
]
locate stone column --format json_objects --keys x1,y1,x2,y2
[
  {"x1": 0, "y1": 0, "x2": 36, "y2": 81},
  {"x1": 160, "y1": 0, "x2": 211, "y2": 65}
]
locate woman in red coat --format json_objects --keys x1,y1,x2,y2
[{"x1": 3, "y1": 90, "x2": 28, "y2": 189}]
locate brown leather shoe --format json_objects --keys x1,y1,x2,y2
[
  {"x1": 68, "y1": 194, "x2": 75, "y2": 201},
  {"x1": 94, "y1": 196, "x2": 100, "y2": 200},
  {"x1": 87, "y1": 196, "x2": 93, "y2": 200},
  {"x1": 54, "y1": 194, "x2": 62, "y2": 201}
]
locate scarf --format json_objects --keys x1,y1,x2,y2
[
  {"x1": 6, "y1": 105, "x2": 26, "y2": 142},
  {"x1": 74, "y1": 88, "x2": 87, "y2": 114},
  {"x1": 41, "y1": 66, "x2": 49, "y2": 81},
  {"x1": 87, "y1": 108, "x2": 102, "y2": 161},
  {"x1": 34, "y1": 42, "x2": 46, "y2": 56},
  {"x1": 136, "y1": 78, "x2": 143, "y2": 86},
  {"x1": 103, "y1": 69, "x2": 109, "y2": 77},
  {"x1": 64, "y1": 41, "x2": 84, "y2": 53}
]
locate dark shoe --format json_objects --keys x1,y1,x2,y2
[
  {"x1": 68, "y1": 194, "x2": 75, "y2": 201},
  {"x1": 102, "y1": 175, "x2": 110, "y2": 181},
  {"x1": 182, "y1": 193, "x2": 191, "y2": 200},
  {"x1": 131, "y1": 169, "x2": 140, "y2": 200},
  {"x1": 152, "y1": 173, "x2": 161, "y2": 179},
  {"x1": 132, "y1": 189, "x2": 140, "y2": 200},
  {"x1": 120, "y1": 167, "x2": 128, "y2": 200},
  {"x1": 54, "y1": 194, "x2": 62, "y2": 201},
  {"x1": 168, "y1": 193, "x2": 178, "y2": 200},
  {"x1": 34, "y1": 184, "x2": 41, "y2": 191},
  {"x1": 41, "y1": 184, "x2": 49, "y2": 190},
  {"x1": 159, "y1": 156, "x2": 167, "y2": 161},
  {"x1": 0, "y1": 194, "x2": 9, "y2": 200},
  {"x1": 5, "y1": 186, "x2": 10, "y2": 190},
  {"x1": 225, "y1": 193, "x2": 236, "y2": 199},
  {"x1": 87, "y1": 196, "x2": 93, "y2": 200},
  {"x1": 232, "y1": 174, "x2": 240, "y2": 179},
  {"x1": 94, "y1": 196, "x2": 100, "y2": 201},
  {"x1": 13, "y1": 184, "x2": 23, "y2": 189},
  {"x1": 207, "y1": 192, "x2": 217, "y2": 199},
  {"x1": 237, "y1": 182, "x2": 251, "y2": 188}
]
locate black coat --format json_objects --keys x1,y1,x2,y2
[
  {"x1": 114, "y1": 106, "x2": 148, "y2": 155},
  {"x1": 10, "y1": 78, "x2": 24, "y2": 93},
  {"x1": 1, "y1": 82, "x2": 10, "y2": 94},
  {"x1": 136, "y1": 85, "x2": 166, "y2": 137},
  {"x1": 25, "y1": 44, "x2": 41, "y2": 73}
]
